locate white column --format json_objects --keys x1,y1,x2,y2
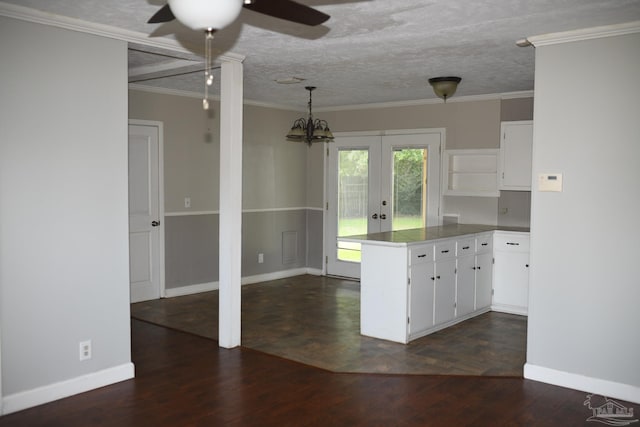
[{"x1": 218, "y1": 57, "x2": 244, "y2": 348}]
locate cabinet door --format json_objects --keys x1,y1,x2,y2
[
  {"x1": 409, "y1": 262, "x2": 435, "y2": 335},
  {"x1": 434, "y1": 258, "x2": 456, "y2": 325},
  {"x1": 456, "y1": 255, "x2": 476, "y2": 317},
  {"x1": 500, "y1": 121, "x2": 533, "y2": 190},
  {"x1": 493, "y1": 251, "x2": 530, "y2": 314},
  {"x1": 475, "y1": 252, "x2": 493, "y2": 309}
]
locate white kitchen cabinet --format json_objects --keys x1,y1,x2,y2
[
  {"x1": 408, "y1": 245, "x2": 435, "y2": 337},
  {"x1": 499, "y1": 121, "x2": 533, "y2": 190},
  {"x1": 443, "y1": 149, "x2": 500, "y2": 197},
  {"x1": 474, "y1": 233, "x2": 494, "y2": 311},
  {"x1": 492, "y1": 231, "x2": 530, "y2": 315},
  {"x1": 455, "y1": 238, "x2": 476, "y2": 318},
  {"x1": 352, "y1": 225, "x2": 529, "y2": 344}
]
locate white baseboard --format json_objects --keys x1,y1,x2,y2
[
  {"x1": 524, "y1": 363, "x2": 640, "y2": 404},
  {"x1": 163, "y1": 268, "x2": 324, "y2": 298},
  {"x1": 2, "y1": 362, "x2": 134, "y2": 415},
  {"x1": 491, "y1": 303, "x2": 528, "y2": 316}
]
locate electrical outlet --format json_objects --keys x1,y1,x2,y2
[
  {"x1": 79, "y1": 340, "x2": 92, "y2": 361},
  {"x1": 258, "y1": 253, "x2": 264, "y2": 264}
]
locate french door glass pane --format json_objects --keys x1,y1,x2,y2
[
  {"x1": 392, "y1": 148, "x2": 427, "y2": 231},
  {"x1": 337, "y1": 149, "x2": 368, "y2": 262}
]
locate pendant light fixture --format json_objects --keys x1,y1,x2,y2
[
  {"x1": 428, "y1": 76, "x2": 462, "y2": 102},
  {"x1": 286, "y1": 86, "x2": 334, "y2": 146}
]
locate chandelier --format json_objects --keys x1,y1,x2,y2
[{"x1": 286, "y1": 86, "x2": 334, "y2": 146}]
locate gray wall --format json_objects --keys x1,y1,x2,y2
[
  {"x1": 526, "y1": 31, "x2": 640, "y2": 397},
  {"x1": 0, "y1": 17, "x2": 131, "y2": 403},
  {"x1": 129, "y1": 90, "x2": 317, "y2": 289}
]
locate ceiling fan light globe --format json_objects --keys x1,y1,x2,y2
[{"x1": 168, "y1": 0, "x2": 243, "y2": 30}]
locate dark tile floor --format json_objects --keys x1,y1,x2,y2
[{"x1": 131, "y1": 274, "x2": 527, "y2": 376}]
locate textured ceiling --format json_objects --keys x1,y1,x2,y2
[{"x1": 2, "y1": 0, "x2": 640, "y2": 109}]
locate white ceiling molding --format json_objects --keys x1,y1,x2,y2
[
  {"x1": 128, "y1": 84, "x2": 300, "y2": 111},
  {"x1": 0, "y1": 1, "x2": 245, "y2": 63},
  {"x1": 528, "y1": 20, "x2": 640, "y2": 47},
  {"x1": 314, "y1": 91, "x2": 535, "y2": 113},
  {"x1": 130, "y1": 84, "x2": 533, "y2": 113}
]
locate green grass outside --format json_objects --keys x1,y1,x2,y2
[{"x1": 337, "y1": 215, "x2": 423, "y2": 262}]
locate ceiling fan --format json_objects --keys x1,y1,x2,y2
[
  {"x1": 148, "y1": 0, "x2": 331, "y2": 30},
  {"x1": 148, "y1": 0, "x2": 331, "y2": 109}
]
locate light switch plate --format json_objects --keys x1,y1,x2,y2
[{"x1": 538, "y1": 173, "x2": 563, "y2": 192}]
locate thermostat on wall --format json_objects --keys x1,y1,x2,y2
[{"x1": 538, "y1": 173, "x2": 563, "y2": 192}]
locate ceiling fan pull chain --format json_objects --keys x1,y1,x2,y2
[{"x1": 203, "y1": 28, "x2": 214, "y2": 110}]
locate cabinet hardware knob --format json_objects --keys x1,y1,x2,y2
[
  {"x1": 506, "y1": 242, "x2": 520, "y2": 246},
  {"x1": 431, "y1": 276, "x2": 435, "y2": 281},
  {"x1": 380, "y1": 214, "x2": 387, "y2": 220},
  {"x1": 151, "y1": 220, "x2": 160, "y2": 227},
  {"x1": 481, "y1": 243, "x2": 488, "y2": 246},
  {"x1": 462, "y1": 246, "x2": 470, "y2": 250},
  {"x1": 526, "y1": 264, "x2": 529, "y2": 268},
  {"x1": 371, "y1": 213, "x2": 378, "y2": 219},
  {"x1": 477, "y1": 266, "x2": 481, "y2": 270},
  {"x1": 417, "y1": 254, "x2": 426, "y2": 258},
  {"x1": 437, "y1": 275, "x2": 441, "y2": 279},
  {"x1": 441, "y1": 250, "x2": 449, "y2": 253}
]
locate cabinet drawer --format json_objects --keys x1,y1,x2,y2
[
  {"x1": 410, "y1": 244, "x2": 434, "y2": 265},
  {"x1": 456, "y1": 238, "x2": 475, "y2": 256},
  {"x1": 435, "y1": 240, "x2": 456, "y2": 260},
  {"x1": 494, "y1": 233, "x2": 529, "y2": 252},
  {"x1": 476, "y1": 233, "x2": 493, "y2": 253}
]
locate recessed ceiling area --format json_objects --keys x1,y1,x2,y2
[{"x1": 2, "y1": 0, "x2": 640, "y2": 109}]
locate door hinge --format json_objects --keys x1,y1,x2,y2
[
  {"x1": 455, "y1": 267, "x2": 457, "y2": 274},
  {"x1": 407, "y1": 317, "x2": 410, "y2": 324},
  {"x1": 326, "y1": 201, "x2": 329, "y2": 210},
  {"x1": 327, "y1": 147, "x2": 329, "y2": 157},
  {"x1": 408, "y1": 277, "x2": 410, "y2": 285},
  {"x1": 325, "y1": 255, "x2": 328, "y2": 265},
  {"x1": 492, "y1": 288, "x2": 494, "y2": 295},
  {"x1": 492, "y1": 257, "x2": 495, "y2": 265}
]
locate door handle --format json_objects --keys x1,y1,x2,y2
[
  {"x1": 151, "y1": 220, "x2": 160, "y2": 227},
  {"x1": 380, "y1": 214, "x2": 387, "y2": 220},
  {"x1": 371, "y1": 213, "x2": 378, "y2": 219}
]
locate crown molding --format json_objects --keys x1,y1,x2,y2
[
  {"x1": 528, "y1": 20, "x2": 640, "y2": 47},
  {"x1": 313, "y1": 90, "x2": 534, "y2": 112},
  {"x1": 129, "y1": 84, "x2": 533, "y2": 112},
  {"x1": 128, "y1": 84, "x2": 300, "y2": 111},
  {"x1": 0, "y1": 1, "x2": 245, "y2": 63}
]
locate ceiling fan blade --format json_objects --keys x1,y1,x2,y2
[
  {"x1": 148, "y1": 4, "x2": 175, "y2": 24},
  {"x1": 243, "y1": 0, "x2": 330, "y2": 26}
]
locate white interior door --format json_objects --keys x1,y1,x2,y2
[
  {"x1": 128, "y1": 121, "x2": 163, "y2": 302},
  {"x1": 326, "y1": 130, "x2": 442, "y2": 279}
]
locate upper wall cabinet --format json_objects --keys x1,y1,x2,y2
[
  {"x1": 499, "y1": 121, "x2": 533, "y2": 191},
  {"x1": 443, "y1": 149, "x2": 500, "y2": 197}
]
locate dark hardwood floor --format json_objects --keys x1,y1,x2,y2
[
  {"x1": 131, "y1": 275, "x2": 527, "y2": 375},
  {"x1": 0, "y1": 319, "x2": 619, "y2": 426}
]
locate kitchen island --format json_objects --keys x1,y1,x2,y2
[{"x1": 341, "y1": 224, "x2": 530, "y2": 344}]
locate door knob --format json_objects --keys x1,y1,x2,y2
[
  {"x1": 151, "y1": 220, "x2": 160, "y2": 227},
  {"x1": 380, "y1": 214, "x2": 387, "y2": 220},
  {"x1": 371, "y1": 213, "x2": 378, "y2": 219}
]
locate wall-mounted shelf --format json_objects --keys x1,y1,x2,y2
[{"x1": 442, "y1": 149, "x2": 500, "y2": 197}]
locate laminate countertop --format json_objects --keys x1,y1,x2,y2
[{"x1": 339, "y1": 224, "x2": 530, "y2": 246}]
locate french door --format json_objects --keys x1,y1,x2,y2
[{"x1": 326, "y1": 130, "x2": 442, "y2": 278}]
